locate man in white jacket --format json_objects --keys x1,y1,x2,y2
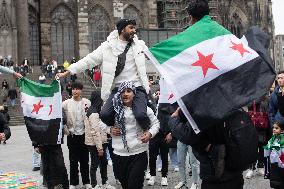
[{"x1": 57, "y1": 19, "x2": 151, "y2": 130}]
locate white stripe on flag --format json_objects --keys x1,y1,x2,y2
[
  {"x1": 21, "y1": 92, "x2": 62, "y2": 120},
  {"x1": 157, "y1": 34, "x2": 259, "y2": 100}
]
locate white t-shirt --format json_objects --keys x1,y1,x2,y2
[
  {"x1": 74, "y1": 100, "x2": 85, "y2": 135},
  {"x1": 113, "y1": 39, "x2": 141, "y2": 87}
]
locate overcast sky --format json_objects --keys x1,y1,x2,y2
[{"x1": 272, "y1": 0, "x2": 284, "y2": 35}]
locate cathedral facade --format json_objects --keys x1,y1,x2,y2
[{"x1": 0, "y1": 0, "x2": 275, "y2": 68}]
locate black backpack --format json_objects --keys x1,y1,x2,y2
[{"x1": 224, "y1": 110, "x2": 258, "y2": 171}]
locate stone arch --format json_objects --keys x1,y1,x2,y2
[
  {"x1": 51, "y1": 4, "x2": 76, "y2": 64},
  {"x1": 228, "y1": 5, "x2": 248, "y2": 38},
  {"x1": 88, "y1": 4, "x2": 111, "y2": 51},
  {"x1": 124, "y1": 4, "x2": 143, "y2": 28},
  {"x1": 28, "y1": 4, "x2": 39, "y2": 65}
]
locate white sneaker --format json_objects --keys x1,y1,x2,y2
[
  {"x1": 145, "y1": 171, "x2": 151, "y2": 180},
  {"x1": 174, "y1": 167, "x2": 179, "y2": 172},
  {"x1": 258, "y1": 168, "x2": 265, "y2": 176},
  {"x1": 69, "y1": 186, "x2": 76, "y2": 189},
  {"x1": 85, "y1": 184, "x2": 93, "y2": 189},
  {"x1": 245, "y1": 169, "x2": 254, "y2": 179},
  {"x1": 190, "y1": 183, "x2": 198, "y2": 189},
  {"x1": 147, "y1": 176, "x2": 155, "y2": 186},
  {"x1": 108, "y1": 160, "x2": 113, "y2": 166},
  {"x1": 174, "y1": 182, "x2": 185, "y2": 189},
  {"x1": 161, "y1": 177, "x2": 168, "y2": 186},
  {"x1": 94, "y1": 185, "x2": 102, "y2": 189},
  {"x1": 115, "y1": 179, "x2": 121, "y2": 185},
  {"x1": 102, "y1": 183, "x2": 116, "y2": 189},
  {"x1": 158, "y1": 167, "x2": 162, "y2": 172}
]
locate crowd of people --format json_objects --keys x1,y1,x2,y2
[{"x1": 1, "y1": 0, "x2": 284, "y2": 189}]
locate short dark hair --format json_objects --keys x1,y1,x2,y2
[
  {"x1": 187, "y1": 0, "x2": 210, "y2": 21},
  {"x1": 278, "y1": 70, "x2": 284, "y2": 75},
  {"x1": 71, "y1": 82, "x2": 83, "y2": 90}
]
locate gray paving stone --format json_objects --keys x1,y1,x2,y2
[{"x1": 0, "y1": 126, "x2": 270, "y2": 189}]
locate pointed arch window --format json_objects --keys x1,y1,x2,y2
[
  {"x1": 124, "y1": 5, "x2": 143, "y2": 28},
  {"x1": 51, "y1": 5, "x2": 75, "y2": 64},
  {"x1": 29, "y1": 6, "x2": 39, "y2": 65},
  {"x1": 230, "y1": 13, "x2": 243, "y2": 38},
  {"x1": 88, "y1": 6, "x2": 111, "y2": 51}
]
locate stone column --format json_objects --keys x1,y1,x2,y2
[
  {"x1": 77, "y1": 0, "x2": 89, "y2": 58},
  {"x1": 146, "y1": 0, "x2": 158, "y2": 29},
  {"x1": 15, "y1": 0, "x2": 30, "y2": 63},
  {"x1": 39, "y1": 0, "x2": 51, "y2": 61}
]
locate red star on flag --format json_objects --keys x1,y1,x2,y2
[
  {"x1": 48, "y1": 105, "x2": 53, "y2": 116},
  {"x1": 31, "y1": 100, "x2": 44, "y2": 114},
  {"x1": 168, "y1": 93, "x2": 174, "y2": 101},
  {"x1": 191, "y1": 51, "x2": 219, "y2": 77},
  {"x1": 230, "y1": 41, "x2": 250, "y2": 57},
  {"x1": 280, "y1": 153, "x2": 284, "y2": 164}
]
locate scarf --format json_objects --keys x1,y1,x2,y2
[{"x1": 113, "y1": 81, "x2": 136, "y2": 150}]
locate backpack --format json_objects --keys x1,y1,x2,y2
[{"x1": 224, "y1": 110, "x2": 258, "y2": 171}]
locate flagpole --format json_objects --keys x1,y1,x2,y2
[
  {"x1": 55, "y1": 76, "x2": 64, "y2": 144},
  {"x1": 83, "y1": 72, "x2": 97, "y2": 89}
]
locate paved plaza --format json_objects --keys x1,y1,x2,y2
[{"x1": 0, "y1": 126, "x2": 270, "y2": 189}]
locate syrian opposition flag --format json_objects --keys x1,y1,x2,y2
[
  {"x1": 17, "y1": 78, "x2": 63, "y2": 144},
  {"x1": 145, "y1": 15, "x2": 275, "y2": 133},
  {"x1": 264, "y1": 134, "x2": 284, "y2": 168}
]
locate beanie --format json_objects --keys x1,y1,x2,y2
[{"x1": 116, "y1": 19, "x2": 136, "y2": 34}]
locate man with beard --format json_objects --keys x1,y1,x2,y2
[{"x1": 57, "y1": 19, "x2": 151, "y2": 131}]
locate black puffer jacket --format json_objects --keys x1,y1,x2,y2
[
  {"x1": 169, "y1": 114, "x2": 242, "y2": 183},
  {"x1": 0, "y1": 112, "x2": 11, "y2": 140}
]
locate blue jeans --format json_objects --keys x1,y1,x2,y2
[
  {"x1": 169, "y1": 148, "x2": 178, "y2": 168},
  {"x1": 33, "y1": 148, "x2": 41, "y2": 168},
  {"x1": 177, "y1": 141, "x2": 200, "y2": 184},
  {"x1": 10, "y1": 99, "x2": 16, "y2": 107}
]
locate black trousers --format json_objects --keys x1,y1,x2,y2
[
  {"x1": 88, "y1": 144, "x2": 108, "y2": 187},
  {"x1": 67, "y1": 135, "x2": 90, "y2": 186},
  {"x1": 201, "y1": 175, "x2": 244, "y2": 189},
  {"x1": 249, "y1": 141, "x2": 265, "y2": 169},
  {"x1": 106, "y1": 138, "x2": 119, "y2": 179},
  {"x1": 41, "y1": 145, "x2": 69, "y2": 189},
  {"x1": 149, "y1": 134, "x2": 169, "y2": 177},
  {"x1": 113, "y1": 151, "x2": 148, "y2": 189},
  {"x1": 100, "y1": 86, "x2": 150, "y2": 129}
]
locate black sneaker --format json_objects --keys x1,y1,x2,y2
[{"x1": 32, "y1": 167, "x2": 40, "y2": 171}]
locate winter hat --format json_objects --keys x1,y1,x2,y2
[{"x1": 116, "y1": 19, "x2": 136, "y2": 34}]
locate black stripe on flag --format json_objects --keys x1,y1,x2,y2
[
  {"x1": 181, "y1": 56, "x2": 275, "y2": 131},
  {"x1": 24, "y1": 116, "x2": 62, "y2": 144}
]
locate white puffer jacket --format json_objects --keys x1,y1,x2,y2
[{"x1": 68, "y1": 30, "x2": 150, "y2": 101}]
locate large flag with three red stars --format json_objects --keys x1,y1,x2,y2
[
  {"x1": 17, "y1": 78, "x2": 63, "y2": 144},
  {"x1": 145, "y1": 15, "x2": 275, "y2": 133}
]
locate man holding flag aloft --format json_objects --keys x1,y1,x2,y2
[{"x1": 147, "y1": 0, "x2": 276, "y2": 188}]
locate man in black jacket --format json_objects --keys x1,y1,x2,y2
[
  {"x1": 0, "y1": 107, "x2": 11, "y2": 144},
  {"x1": 169, "y1": 108, "x2": 244, "y2": 189}
]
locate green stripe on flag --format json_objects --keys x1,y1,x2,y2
[
  {"x1": 17, "y1": 77, "x2": 60, "y2": 97},
  {"x1": 150, "y1": 15, "x2": 231, "y2": 64}
]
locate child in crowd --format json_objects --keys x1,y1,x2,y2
[{"x1": 264, "y1": 121, "x2": 284, "y2": 189}]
